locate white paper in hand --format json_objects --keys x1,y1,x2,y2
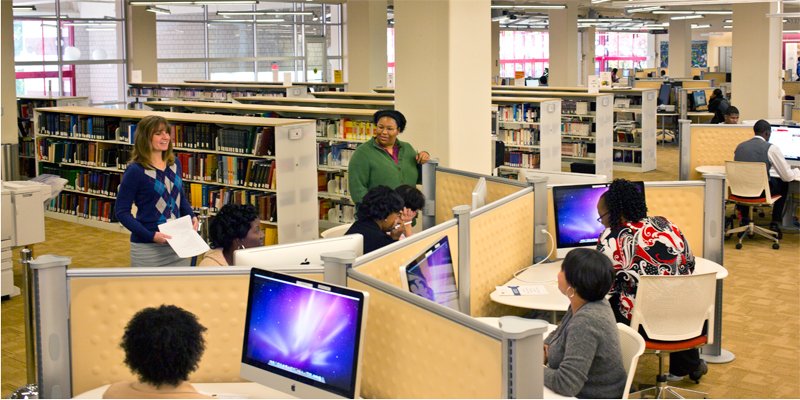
[{"x1": 158, "y1": 215, "x2": 209, "y2": 258}]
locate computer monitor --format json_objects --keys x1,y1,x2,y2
[
  {"x1": 233, "y1": 235, "x2": 363, "y2": 268},
  {"x1": 398, "y1": 236, "x2": 459, "y2": 311},
  {"x1": 658, "y1": 83, "x2": 672, "y2": 106},
  {"x1": 552, "y1": 181, "x2": 645, "y2": 258},
  {"x1": 692, "y1": 90, "x2": 707, "y2": 110},
  {"x1": 769, "y1": 124, "x2": 800, "y2": 167},
  {"x1": 520, "y1": 170, "x2": 608, "y2": 186},
  {"x1": 472, "y1": 177, "x2": 487, "y2": 210},
  {"x1": 240, "y1": 268, "x2": 368, "y2": 399}
]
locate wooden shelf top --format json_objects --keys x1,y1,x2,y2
[
  {"x1": 492, "y1": 96, "x2": 561, "y2": 104},
  {"x1": 36, "y1": 106, "x2": 313, "y2": 127},
  {"x1": 234, "y1": 96, "x2": 394, "y2": 107},
  {"x1": 145, "y1": 100, "x2": 377, "y2": 118},
  {"x1": 312, "y1": 92, "x2": 395, "y2": 100},
  {"x1": 18, "y1": 95, "x2": 89, "y2": 101},
  {"x1": 492, "y1": 85, "x2": 654, "y2": 95},
  {"x1": 372, "y1": 87, "x2": 395, "y2": 93},
  {"x1": 129, "y1": 81, "x2": 298, "y2": 90},
  {"x1": 185, "y1": 80, "x2": 348, "y2": 87},
  {"x1": 492, "y1": 90, "x2": 614, "y2": 99}
]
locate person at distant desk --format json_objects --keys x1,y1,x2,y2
[
  {"x1": 596, "y1": 179, "x2": 708, "y2": 383},
  {"x1": 543, "y1": 248, "x2": 627, "y2": 399},
  {"x1": 103, "y1": 305, "x2": 210, "y2": 399},
  {"x1": 611, "y1": 68, "x2": 620, "y2": 84},
  {"x1": 660, "y1": 70, "x2": 668, "y2": 79},
  {"x1": 347, "y1": 110, "x2": 430, "y2": 205},
  {"x1": 733, "y1": 120, "x2": 800, "y2": 234},
  {"x1": 722, "y1": 106, "x2": 740, "y2": 124},
  {"x1": 540, "y1": 68, "x2": 550, "y2": 86},
  {"x1": 708, "y1": 89, "x2": 730, "y2": 124},
  {"x1": 114, "y1": 115, "x2": 198, "y2": 267},
  {"x1": 200, "y1": 204, "x2": 265, "y2": 266},
  {"x1": 345, "y1": 186, "x2": 404, "y2": 254}
]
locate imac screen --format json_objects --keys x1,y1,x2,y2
[
  {"x1": 241, "y1": 269, "x2": 365, "y2": 398},
  {"x1": 403, "y1": 236, "x2": 458, "y2": 310},
  {"x1": 769, "y1": 125, "x2": 800, "y2": 163},
  {"x1": 692, "y1": 90, "x2": 707, "y2": 108}
]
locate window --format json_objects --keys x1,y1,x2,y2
[
  {"x1": 595, "y1": 32, "x2": 649, "y2": 73},
  {"x1": 499, "y1": 31, "x2": 550, "y2": 78}
]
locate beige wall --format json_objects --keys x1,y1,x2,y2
[
  {"x1": 1, "y1": 0, "x2": 17, "y2": 145},
  {"x1": 732, "y1": 2, "x2": 781, "y2": 119},
  {"x1": 125, "y1": 5, "x2": 157, "y2": 82},
  {"x1": 668, "y1": 19, "x2": 691, "y2": 78},
  {"x1": 548, "y1": 2, "x2": 579, "y2": 86},
  {"x1": 345, "y1": 0, "x2": 387, "y2": 92}
]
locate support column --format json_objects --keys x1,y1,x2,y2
[
  {"x1": 1, "y1": 1, "x2": 17, "y2": 145},
  {"x1": 548, "y1": 2, "x2": 579, "y2": 86},
  {"x1": 581, "y1": 27, "x2": 596, "y2": 85},
  {"x1": 668, "y1": 19, "x2": 692, "y2": 78},
  {"x1": 491, "y1": 21, "x2": 500, "y2": 82},
  {"x1": 394, "y1": 0, "x2": 492, "y2": 174},
  {"x1": 125, "y1": 5, "x2": 157, "y2": 82},
  {"x1": 732, "y1": 3, "x2": 781, "y2": 120},
  {"x1": 344, "y1": 0, "x2": 387, "y2": 91}
]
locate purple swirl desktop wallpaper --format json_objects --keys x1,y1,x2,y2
[
  {"x1": 244, "y1": 275, "x2": 361, "y2": 393},
  {"x1": 553, "y1": 186, "x2": 608, "y2": 247},
  {"x1": 406, "y1": 239, "x2": 458, "y2": 308}
]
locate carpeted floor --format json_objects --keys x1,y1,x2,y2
[{"x1": 2, "y1": 144, "x2": 799, "y2": 398}]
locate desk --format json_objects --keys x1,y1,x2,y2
[
  {"x1": 687, "y1": 111, "x2": 714, "y2": 123},
  {"x1": 656, "y1": 112, "x2": 679, "y2": 145},
  {"x1": 75, "y1": 382, "x2": 294, "y2": 399},
  {"x1": 491, "y1": 257, "x2": 731, "y2": 363}
]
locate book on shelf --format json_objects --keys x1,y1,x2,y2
[
  {"x1": 48, "y1": 192, "x2": 117, "y2": 222},
  {"x1": 318, "y1": 142, "x2": 355, "y2": 167},
  {"x1": 561, "y1": 143, "x2": 589, "y2": 158},
  {"x1": 504, "y1": 151, "x2": 540, "y2": 169},
  {"x1": 562, "y1": 121, "x2": 592, "y2": 136},
  {"x1": 499, "y1": 127, "x2": 539, "y2": 146},
  {"x1": 497, "y1": 104, "x2": 539, "y2": 123}
]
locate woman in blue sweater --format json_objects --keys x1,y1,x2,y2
[{"x1": 115, "y1": 115, "x2": 197, "y2": 267}]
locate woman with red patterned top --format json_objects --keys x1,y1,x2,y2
[{"x1": 596, "y1": 179, "x2": 708, "y2": 383}]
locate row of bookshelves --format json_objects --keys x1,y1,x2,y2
[
  {"x1": 176, "y1": 153, "x2": 276, "y2": 190},
  {"x1": 47, "y1": 192, "x2": 118, "y2": 223},
  {"x1": 503, "y1": 151, "x2": 541, "y2": 169},
  {"x1": 185, "y1": 184, "x2": 277, "y2": 224},
  {"x1": 40, "y1": 164, "x2": 122, "y2": 198},
  {"x1": 128, "y1": 87, "x2": 285, "y2": 101},
  {"x1": 498, "y1": 127, "x2": 539, "y2": 147},
  {"x1": 316, "y1": 119, "x2": 375, "y2": 142}
]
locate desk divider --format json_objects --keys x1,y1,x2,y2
[
  {"x1": 30, "y1": 263, "x2": 323, "y2": 398},
  {"x1": 680, "y1": 124, "x2": 753, "y2": 180},
  {"x1": 431, "y1": 166, "x2": 528, "y2": 225}
]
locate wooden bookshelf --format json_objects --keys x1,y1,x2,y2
[
  {"x1": 127, "y1": 81, "x2": 309, "y2": 108},
  {"x1": 491, "y1": 97, "x2": 562, "y2": 176},
  {"x1": 143, "y1": 100, "x2": 371, "y2": 227},
  {"x1": 184, "y1": 80, "x2": 348, "y2": 93},
  {"x1": 492, "y1": 90, "x2": 615, "y2": 179},
  {"x1": 233, "y1": 96, "x2": 394, "y2": 109},
  {"x1": 312, "y1": 91, "x2": 395, "y2": 100},
  {"x1": 33, "y1": 106, "x2": 318, "y2": 244}
]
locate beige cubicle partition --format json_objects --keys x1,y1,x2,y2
[
  {"x1": 702, "y1": 72, "x2": 727, "y2": 85},
  {"x1": 794, "y1": 108, "x2": 800, "y2": 122},
  {"x1": 434, "y1": 168, "x2": 528, "y2": 225},
  {"x1": 633, "y1": 80, "x2": 663, "y2": 89},
  {"x1": 682, "y1": 80, "x2": 713, "y2": 89},
  {"x1": 347, "y1": 276, "x2": 504, "y2": 398},
  {"x1": 783, "y1": 81, "x2": 800, "y2": 96},
  {"x1": 685, "y1": 124, "x2": 753, "y2": 180},
  {"x1": 68, "y1": 269, "x2": 323, "y2": 395}
]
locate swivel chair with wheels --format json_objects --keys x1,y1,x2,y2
[
  {"x1": 629, "y1": 273, "x2": 717, "y2": 399},
  {"x1": 724, "y1": 161, "x2": 781, "y2": 250}
]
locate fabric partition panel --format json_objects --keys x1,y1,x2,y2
[
  {"x1": 634, "y1": 80, "x2": 662, "y2": 89},
  {"x1": 353, "y1": 224, "x2": 459, "y2": 288},
  {"x1": 347, "y1": 277, "x2": 504, "y2": 398},
  {"x1": 793, "y1": 108, "x2": 799, "y2": 123},
  {"x1": 434, "y1": 169, "x2": 524, "y2": 225},
  {"x1": 682, "y1": 81, "x2": 713, "y2": 89},
  {"x1": 644, "y1": 183, "x2": 706, "y2": 258},
  {"x1": 68, "y1": 271, "x2": 322, "y2": 395},
  {"x1": 469, "y1": 191, "x2": 535, "y2": 317},
  {"x1": 687, "y1": 125, "x2": 752, "y2": 180}
]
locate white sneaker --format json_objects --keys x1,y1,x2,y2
[{"x1": 665, "y1": 373, "x2": 685, "y2": 382}]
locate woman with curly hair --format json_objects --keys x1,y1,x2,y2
[
  {"x1": 199, "y1": 204, "x2": 264, "y2": 266},
  {"x1": 344, "y1": 185, "x2": 404, "y2": 254},
  {"x1": 596, "y1": 179, "x2": 707, "y2": 383},
  {"x1": 103, "y1": 305, "x2": 209, "y2": 398}
]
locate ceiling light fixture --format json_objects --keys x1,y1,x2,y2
[
  {"x1": 145, "y1": 6, "x2": 171, "y2": 14},
  {"x1": 691, "y1": 23, "x2": 711, "y2": 28},
  {"x1": 627, "y1": 6, "x2": 662, "y2": 13},
  {"x1": 671, "y1": 14, "x2": 704, "y2": 20},
  {"x1": 723, "y1": 25, "x2": 732, "y2": 28},
  {"x1": 12, "y1": 5, "x2": 37, "y2": 11},
  {"x1": 652, "y1": 10, "x2": 695, "y2": 14},
  {"x1": 578, "y1": 18, "x2": 633, "y2": 22},
  {"x1": 723, "y1": 19, "x2": 732, "y2": 23}
]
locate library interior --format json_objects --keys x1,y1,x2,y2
[{"x1": 1, "y1": 0, "x2": 799, "y2": 398}]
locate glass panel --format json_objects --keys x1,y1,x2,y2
[
  {"x1": 61, "y1": 20, "x2": 122, "y2": 61},
  {"x1": 60, "y1": 0, "x2": 121, "y2": 19},
  {"x1": 305, "y1": 38, "x2": 326, "y2": 82},
  {"x1": 12, "y1": 0, "x2": 55, "y2": 17},
  {"x1": 325, "y1": 4, "x2": 342, "y2": 24},
  {"x1": 14, "y1": 20, "x2": 60, "y2": 62},
  {"x1": 207, "y1": 3, "x2": 255, "y2": 21},
  {"x1": 208, "y1": 22, "x2": 254, "y2": 58},
  {"x1": 256, "y1": 24, "x2": 296, "y2": 58},
  {"x1": 75, "y1": 63, "x2": 125, "y2": 103},
  {"x1": 257, "y1": 60, "x2": 298, "y2": 82},
  {"x1": 326, "y1": 24, "x2": 342, "y2": 57},
  {"x1": 209, "y1": 61, "x2": 255, "y2": 81},
  {"x1": 156, "y1": 5, "x2": 204, "y2": 21},
  {"x1": 157, "y1": 21, "x2": 205, "y2": 59},
  {"x1": 158, "y1": 62, "x2": 206, "y2": 82}
]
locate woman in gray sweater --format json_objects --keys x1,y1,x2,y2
[{"x1": 544, "y1": 248, "x2": 627, "y2": 398}]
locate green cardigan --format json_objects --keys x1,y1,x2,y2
[{"x1": 348, "y1": 137, "x2": 419, "y2": 204}]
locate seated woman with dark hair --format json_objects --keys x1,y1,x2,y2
[
  {"x1": 345, "y1": 185, "x2": 404, "y2": 254},
  {"x1": 200, "y1": 204, "x2": 264, "y2": 266},
  {"x1": 103, "y1": 305, "x2": 209, "y2": 399},
  {"x1": 544, "y1": 248, "x2": 627, "y2": 399}
]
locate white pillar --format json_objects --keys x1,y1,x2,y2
[
  {"x1": 548, "y1": 2, "x2": 579, "y2": 86},
  {"x1": 668, "y1": 19, "x2": 692, "y2": 78},
  {"x1": 344, "y1": 0, "x2": 387, "y2": 91},
  {"x1": 125, "y1": 5, "x2": 158, "y2": 82},
  {"x1": 732, "y1": 3, "x2": 782, "y2": 119},
  {"x1": 491, "y1": 21, "x2": 500, "y2": 82},
  {"x1": 1, "y1": 1, "x2": 18, "y2": 145},
  {"x1": 581, "y1": 27, "x2": 596, "y2": 85},
  {"x1": 395, "y1": 0, "x2": 492, "y2": 174}
]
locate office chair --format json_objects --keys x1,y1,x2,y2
[
  {"x1": 320, "y1": 223, "x2": 352, "y2": 238},
  {"x1": 617, "y1": 323, "x2": 646, "y2": 400},
  {"x1": 629, "y1": 273, "x2": 717, "y2": 399},
  {"x1": 724, "y1": 161, "x2": 781, "y2": 250}
]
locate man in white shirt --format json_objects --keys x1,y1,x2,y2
[{"x1": 733, "y1": 119, "x2": 800, "y2": 233}]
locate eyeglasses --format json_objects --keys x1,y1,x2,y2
[
  {"x1": 376, "y1": 125, "x2": 397, "y2": 132},
  {"x1": 596, "y1": 211, "x2": 610, "y2": 224}
]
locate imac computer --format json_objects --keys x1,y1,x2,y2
[
  {"x1": 398, "y1": 236, "x2": 459, "y2": 311},
  {"x1": 240, "y1": 268, "x2": 369, "y2": 399},
  {"x1": 520, "y1": 170, "x2": 608, "y2": 186},
  {"x1": 769, "y1": 124, "x2": 800, "y2": 167},
  {"x1": 472, "y1": 177, "x2": 487, "y2": 210},
  {"x1": 552, "y1": 182, "x2": 645, "y2": 258},
  {"x1": 233, "y1": 235, "x2": 363, "y2": 268}
]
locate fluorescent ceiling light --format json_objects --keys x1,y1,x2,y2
[
  {"x1": 627, "y1": 6, "x2": 662, "y2": 13},
  {"x1": 671, "y1": 14, "x2": 704, "y2": 20},
  {"x1": 12, "y1": 5, "x2": 37, "y2": 11},
  {"x1": 491, "y1": 4, "x2": 566, "y2": 10},
  {"x1": 701, "y1": 11, "x2": 733, "y2": 15},
  {"x1": 653, "y1": 10, "x2": 694, "y2": 14},
  {"x1": 146, "y1": 6, "x2": 170, "y2": 14},
  {"x1": 578, "y1": 18, "x2": 633, "y2": 22},
  {"x1": 653, "y1": 10, "x2": 730, "y2": 15},
  {"x1": 592, "y1": 0, "x2": 611, "y2": 3},
  {"x1": 691, "y1": 24, "x2": 711, "y2": 28},
  {"x1": 723, "y1": 19, "x2": 732, "y2": 23},
  {"x1": 723, "y1": 25, "x2": 732, "y2": 28}
]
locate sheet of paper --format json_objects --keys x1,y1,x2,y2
[
  {"x1": 495, "y1": 285, "x2": 548, "y2": 296},
  {"x1": 158, "y1": 215, "x2": 209, "y2": 258}
]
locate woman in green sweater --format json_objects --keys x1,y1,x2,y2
[{"x1": 347, "y1": 110, "x2": 430, "y2": 205}]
